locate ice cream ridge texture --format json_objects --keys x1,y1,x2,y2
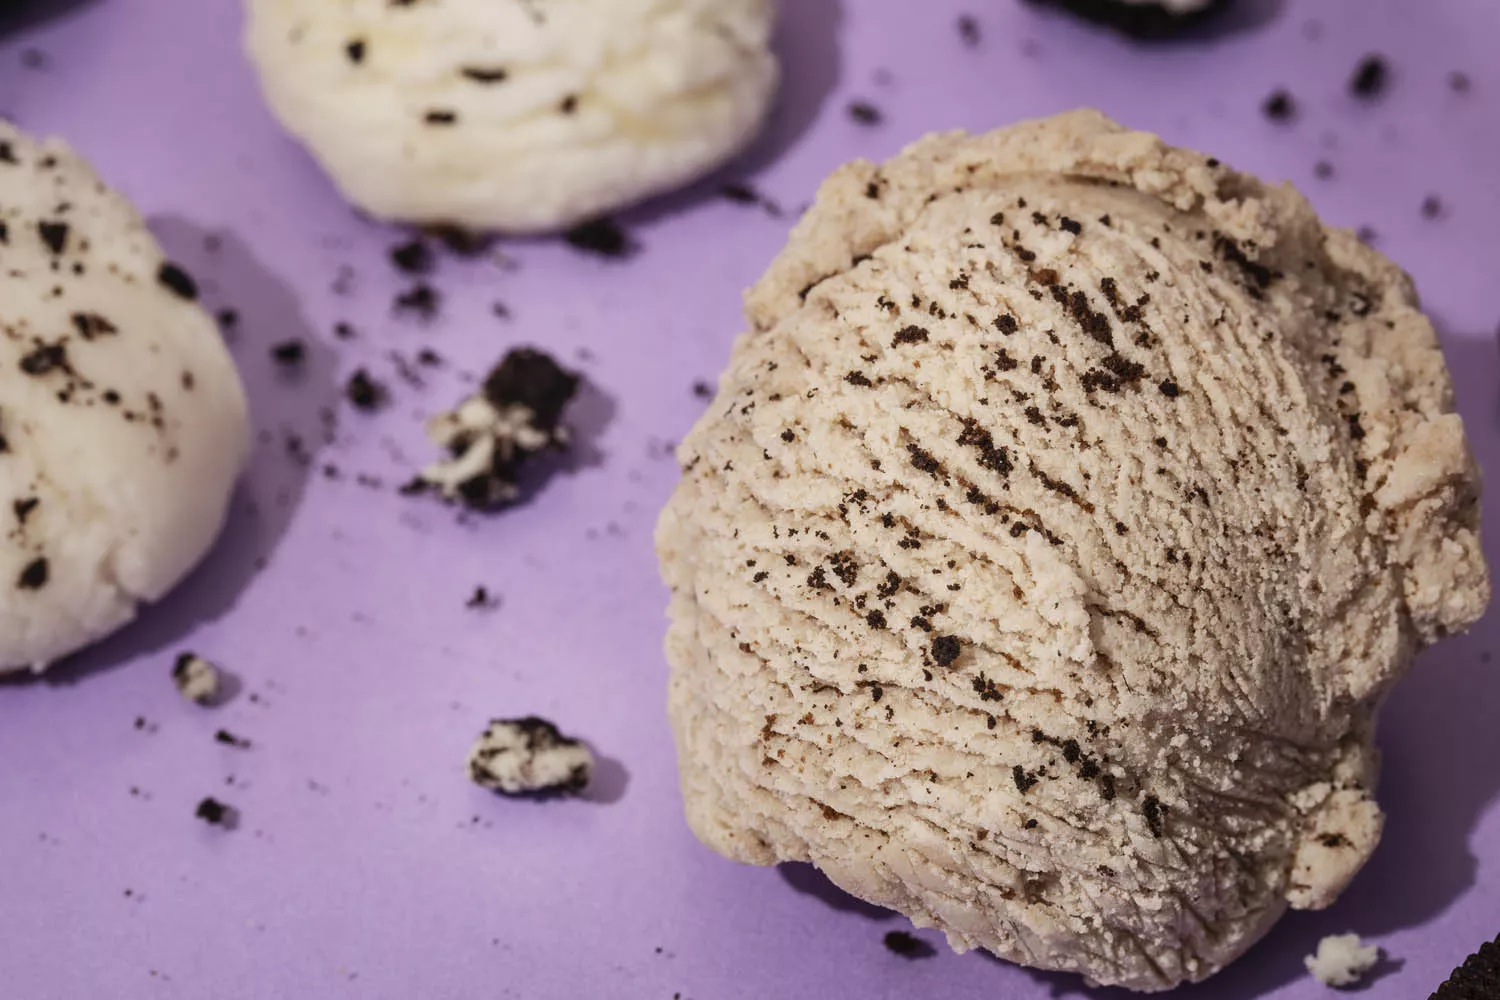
[{"x1": 656, "y1": 110, "x2": 1488, "y2": 991}]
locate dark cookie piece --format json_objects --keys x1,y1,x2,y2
[
  {"x1": 1430, "y1": 934, "x2": 1500, "y2": 1000},
  {"x1": 564, "y1": 218, "x2": 635, "y2": 259},
  {"x1": 195, "y1": 797, "x2": 237, "y2": 828},
  {"x1": 1023, "y1": 0, "x2": 1230, "y2": 39},
  {"x1": 467, "y1": 717, "x2": 594, "y2": 796},
  {"x1": 412, "y1": 348, "x2": 580, "y2": 510},
  {"x1": 883, "y1": 931, "x2": 935, "y2": 958}
]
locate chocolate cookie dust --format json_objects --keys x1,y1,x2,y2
[
  {"x1": 410, "y1": 347, "x2": 580, "y2": 511},
  {"x1": 194, "y1": 797, "x2": 236, "y2": 827},
  {"x1": 1021, "y1": 0, "x2": 1230, "y2": 39},
  {"x1": 564, "y1": 218, "x2": 635, "y2": 259},
  {"x1": 882, "y1": 931, "x2": 936, "y2": 958},
  {"x1": 172, "y1": 652, "x2": 223, "y2": 706},
  {"x1": 467, "y1": 717, "x2": 594, "y2": 796},
  {"x1": 1430, "y1": 933, "x2": 1500, "y2": 1000}
]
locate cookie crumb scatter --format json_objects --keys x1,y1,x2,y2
[
  {"x1": 195, "y1": 797, "x2": 237, "y2": 828},
  {"x1": 1262, "y1": 90, "x2": 1296, "y2": 122},
  {"x1": 413, "y1": 347, "x2": 580, "y2": 510},
  {"x1": 1304, "y1": 933, "x2": 1380, "y2": 988},
  {"x1": 563, "y1": 218, "x2": 635, "y2": 259},
  {"x1": 345, "y1": 369, "x2": 387, "y2": 411},
  {"x1": 1349, "y1": 54, "x2": 1389, "y2": 99},
  {"x1": 271, "y1": 340, "x2": 306, "y2": 367},
  {"x1": 848, "y1": 101, "x2": 883, "y2": 126},
  {"x1": 467, "y1": 717, "x2": 594, "y2": 796},
  {"x1": 883, "y1": 931, "x2": 935, "y2": 958},
  {"x1": 172, "y1": 653, "x2": 223, "y2": 706}
]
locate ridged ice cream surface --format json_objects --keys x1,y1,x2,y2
[{"x1": 657, "y1": 110, "x2": 1488, "y2": 991}]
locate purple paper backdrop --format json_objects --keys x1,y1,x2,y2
[{"x1": 1, "y1": 1, "x2": 1497, "y2": 997}]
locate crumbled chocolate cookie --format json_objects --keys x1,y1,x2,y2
[
  {"x1": 467, "y1": 717, "x2": 594, "y2": 796},
  {"x1": 172, "y1": 652, "x2": 223, "y2": 706},
  {"x1": 411, "y1": 347, "x2": 580, "y2": 510},
  {"x1": 1430, "y1": 933, "x2": 1500, "y2": 1000}
]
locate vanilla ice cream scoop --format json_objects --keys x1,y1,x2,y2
[
  {"x1": 245, "y1": 0, "x2": 779, "y2": 234},
  {"x1": 0, "y1": 121, "x2": 250, "y2": 673},
  {"x1": 656, "y1": 110, "x2": 1488, "y2": 991}
]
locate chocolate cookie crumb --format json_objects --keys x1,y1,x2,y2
[
  {"x1": 564, "y1": 218, "x2": 635, "y2": 259},
  {"x1": 848, "y1": 101, "x2": 883, "y2": 126},
  {"x1": 172, "y1": 653, "x2": 223, "y2": 706},
  {"x1": 271, "y1": 340, "x2": 306, "y2": 367},
  {"x1": 1350, "y1": 54, "x2": 1389, "y2": 99},
  {"x1": 16, "y1": 557, "x2": 47, "y2": 590},
  {"x1": 1262, "y1": 90, "x2": 1296, "y2": 122},
  {"x1": 345, "y1": 369, "x2": 386, "y2": 411},
  {"x1": 389, "y1": 239, "x2": 434, "y2": 275},
  {"x1": 1430, "y1": 932, "x2": 1500, "y2": 999},
  {"x1": 467, "y1": 717, "x2": 594, "y2": 796},
  {"x1": 414, "y1": 347, "x2": 580, "y2": 510},
  {"x1": 466, "y1": 586, "x2": 496, "y2": 609},
  {"x1": 883, "y1": 931, "x2": 936, "y2": 958},
  {"x1": 157, "y1": 262, "x2": 198, "y2": 301},
  {"x1": 195, "y1": 797, "x2": 236, "y2": 827},
  {"x1": 214, "y1": 729, "x2": 251, "y2": 749},
  {"x1": 394, "y1": 283, "x2": 440, "y2": 320},
  {"x1": 931, "y1": 635, "x2": 961, "y2": 666}
]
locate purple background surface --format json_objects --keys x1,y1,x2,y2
[{"x1": 1, "y1": 1, "x2": 1497, "y2": 997}]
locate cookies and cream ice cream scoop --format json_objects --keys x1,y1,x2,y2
[
  {"x1": 657, "y1": 110, "x2": 1487, "y2": 991},
  {"x1": 0, "y1": 121, "x2": 250, "y2": 673},
  {"x1": 245, "y1": 0, "x2": 779, "y2": 234}
]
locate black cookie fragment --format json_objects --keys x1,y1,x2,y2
[
  {"x1": 1430, "y1": 934, "x2": 1500, "y2": 999},
  {"x1": 195, "y1": 797, "x2": 237, "y2": 828},
  {"x1": 413, "y1": 348, "x2": 580, "y2": 511},
  {"x1": 345, "y1": 369, "x2": 387, "y2": 411},
  {"x1": 389, "y1": 239, "x2": 434, "y2": 275},
  {"x1": 1022, "y1": 0, "x2": 1231, "y2": 39},
  {"x1": 394, "y1": 283, "x2": 440, "y2": 320},
  {"x1": 564, "y1": 218, "x2": 635, "y2": 259},
  {"x1": 467, "y1": 717, "x2": 594, "y2": 796},
  {"x1": 1350, "y1": 54, "x2": 1389, "y2": 99},
  {"x1": 883, "y1": 931, "x2": 936, "y2": 958},
  {"x1": 157, "y1": 262, "x2": 198, "y2": 301}
]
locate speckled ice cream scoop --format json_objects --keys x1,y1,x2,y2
[
  {"x1": 656, "y1": 110, "x2": 1488, "y2": 991},
  {"x1": 244, "y1": 0, "x2": 779, "y2": 234},
  {"x1": 0, "y1": 121, "x2": 250, "y2": 673}
]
